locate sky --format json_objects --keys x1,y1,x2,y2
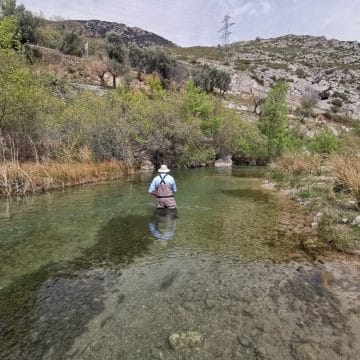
[{"x1": 20, "y1": 0, "x2": 360, "y2": 47}]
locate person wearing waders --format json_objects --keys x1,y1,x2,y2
[{"x1": 148, "y1": 164, "x2": 177, "y2": 209}]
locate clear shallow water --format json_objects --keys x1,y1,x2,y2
[{"x1": 0, "y1": 167, "x2": 359, "y2": 359}]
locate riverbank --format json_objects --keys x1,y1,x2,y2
[
  {"x1": 266, "y1": 153, "x2": 360, "y2": 253},
  {"x1": 0, "y1": 161, "x2": 137, "y2": 197}
]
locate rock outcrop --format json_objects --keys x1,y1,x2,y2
[
  {"x1": 50, "y1": 19, "x2": 177, "y2": 47},
  {"x1": 182, "y1": 35, "x2": 360, "y2": 118}
]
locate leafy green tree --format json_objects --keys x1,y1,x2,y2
[
  {"x1": 106, "y1": 32, "x2": 128, "y2": 64},
  {"x1": 0, "y1": 0, "x2": 16, "y2": 17},
  {"x1": 106, "y1": 32, "x2": 129, "y2": 87},
  {"x1": 0, "y1": 53, "x2": 46, "y2": 131},
  {"x1": 16, "y1": 4, "x2": 43, "y2": 45},
  {"x1": 107, "y1": 58, "x2": 130, "y2": 88},
  {"x1": 143, "y1": 47, "x2": 176, "y2": 82},
  {"x1": 128, "y1": 44, "x2": 176, "y2": 83},
  {"x1": 258, "y1": 81, "x2": 289, "y2": 158},
  {"x1": 193, "y1": 64, "x2": 231, "y2": 96},
  {"x1": 0, "y1": 15, "x2": 20, "y2": 50},
  {"x1": 183, "y1": 80, "x2": 215, "y2": 119},
  {"x1": 59, "y1": 30, "x2": 82, "y2": 56},
  {"x1": 216, "y1": 69, "x2": 231, "y2": 96},
  {"x1": 1, "y1": 1, "x2": 43, "y2": 46},
  {"x1": 88, "y1": 58, "x2": 109, "y2": 87},
  {"x1": 35, "y1": 24, "x2": 62, "y2": 48},
  {"x1": 128, "y1": 43, "x2": 145, "y2": 77}
]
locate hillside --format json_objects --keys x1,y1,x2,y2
[
  {"x1": 171, "y1": 35, "x2": 360, "y2": 118},
  {"x1": 49, "y1": 19, "x2": 177, "y2": 47}
]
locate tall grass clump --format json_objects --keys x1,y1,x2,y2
[
  {"x1": 329, "y1": 153, "x2": 360, "y2": 209},
  {"x1": 307, "y1": 129, "x2": 341, "y2": 154},
  {"x1": 270, "y1": 153, "x2": 322, "y2": 177},
  {"x1": 0, "y1": 161, "x2": 134, "y2": 197}
]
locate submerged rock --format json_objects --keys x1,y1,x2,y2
[
  {"x1": 237, "y1": 335, "x2": 253, "y2": 348},
  {"x1": 215, "y1": 154, "x2": 233, "y2": 167},
  {"x1": 168, "y1": 331, "x2": 203, "y2": 350}
]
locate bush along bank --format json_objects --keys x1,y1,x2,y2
[
  {"x1": 0, "y1": 50, "x2": 274, "y2": 197},
  {"x1": 268, "y1": 153, "x2": 360, "y2": 254}
]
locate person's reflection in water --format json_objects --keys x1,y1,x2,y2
[{"x1": 148, "y1": 208, "x2": 177, "y2": 242}]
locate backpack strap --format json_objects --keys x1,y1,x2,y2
[{"x1": 159, "y1": 174, "x2": 168, "y2": 185}]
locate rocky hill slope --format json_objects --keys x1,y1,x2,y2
[
  {"x1": 50, "y1": 19, "x2": 177, "y2": 47},
  {"x1": 172, "y1": 35, "x2": 360, "y2": 118}
]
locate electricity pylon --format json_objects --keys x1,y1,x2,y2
[{"x1": 219, "y1": 13, "x2": 235, "y2": 47}]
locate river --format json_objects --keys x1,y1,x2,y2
[{"x1": 0, "y1": 167, "x2": 359, "y2": 359}]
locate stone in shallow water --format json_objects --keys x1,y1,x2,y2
[
  {"x1": 150, "y1": 348, "x2": 164, "y2": 359},
  {"x1": 168, "y1": 331, "x2": 203, "y2": 350},
  {"x1": 237, "y1": 335, "x2": 253, "y2": 348}
]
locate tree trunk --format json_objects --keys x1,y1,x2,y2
[
  {"x1": 100, "y1": 74, "x2": 105, "y2": 87},
  {"x1": 113, "y1": 75, "x2": 116, "y2": 88}
]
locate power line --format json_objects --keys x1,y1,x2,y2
[{"x1": 219, "y1": 13, "x2": 235, "y2": 46}]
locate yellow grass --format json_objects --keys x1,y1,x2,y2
[
  {"x1": 0, "y1": 161, "x2": 136, "y2": 197},
  {"x1": 328, "y1": 153, "x2": 360, "y2": 208},
  {"x1": 269, "y1": 153, "x2": 322, "y2": 176}
]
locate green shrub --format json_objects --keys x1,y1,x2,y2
[
  {"x1": 192, "y1": 64, "x2": 231, "y2": 96},
  {"x1": 234, "y1": 58, "x2": 251, "y2": 71},
  {"x1": 307, "y1": 129, "x2": 341, "y2": 154},
  {"x1": 331, "y1": 98, "x2": 343, "y2": 108},
  {"x1": 332, "y1": 91, "x2": 348, "y2": 102},
  {"x1": 295, "y1": 68, "x2": 308, "y2": 79},
  {"x1": 0, "y1": 15, "x2": 20, "y2": 50},
  {"x1": 59, "y1": 31, "x2": 82, "y2": 56},
  {"x1": 259, "y1": 81, "x2": 290, "y2": 158}
]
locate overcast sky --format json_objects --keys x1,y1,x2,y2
[{"x1": 20, "y1": 0, "x2": 360, "y2": 46}]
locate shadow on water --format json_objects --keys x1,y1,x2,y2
[
  {"x1": 80, "y1": 214, "x2": 154, "y2": 267},
  {"x1": 0, "y1": 214, "x2": 155, "y2": 360}
]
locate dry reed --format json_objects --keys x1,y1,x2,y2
[
  {"x1": 0, "y1": 161, "x2": 136, "y2": 197},
  {"x1": 328, "y1": 153, "x2": 360, "y2": 208},
  {"x1": 269, "y1": 153, "x2": 322, "y2": 176}
]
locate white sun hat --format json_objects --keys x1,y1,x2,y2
[{"x1": 158, "y1": 164, "x2": 170, "y2": 173}]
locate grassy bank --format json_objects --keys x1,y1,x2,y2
[
  {"x1": 269, "y1": 153, "x2": 360, "y2": 253},
  {"x1": 0, "y1": 161, "x2": 136, "y2": 197}
]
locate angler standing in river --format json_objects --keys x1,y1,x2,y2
[{"x1": 148, "y1": 164, "x2": 177, "y2": 209}]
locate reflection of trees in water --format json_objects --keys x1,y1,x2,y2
[{"x1": 148, "y1": 209, "x2": 177, "y2": 241}]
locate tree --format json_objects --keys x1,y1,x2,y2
[
  {"x1": 59, "y1": 30, "x2": 82, "y2": 56},
  {"x1": 0, "y1": 15, "x2": 20, "y2": 50},
  {"x1": 258, "y1": 81, "x2": 289, "y2": 158},
  {"x1": 127, "y1": 44, "x2": 176, "y2": 83},
  {"x1": 107, "y1": 58, "x2": 130, "y2": 88},
  {"x1": 106, "y1": 32, "x2": 128, "y2": 63},
  {"x1": 88, "y1": 59, "x2": 109, "y2": 87},
  {"x1": 16, "y1": 4, "x2": 43, "y2": 45},
  {"x1": 0, "y1": 0, "x2": 16, "y2": 17},
  {"x1": 128, "y1": 43, "x2": 145, "y2": 77},
  {"x1": 296, "y1": 96, "x2": 316, "y2": 123},
  {"x1": 216, "y1": 69, "x2": 231, "y2": 97},
  {"x1": 193, "y1": 64, "x2": 231, "y2": 96},
  {"x1": 106, "y1": 32, "x2": 129, "y2": 87},
  {"x1": 1, "y1": 1, "x2": 43, "y2": 46}
]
